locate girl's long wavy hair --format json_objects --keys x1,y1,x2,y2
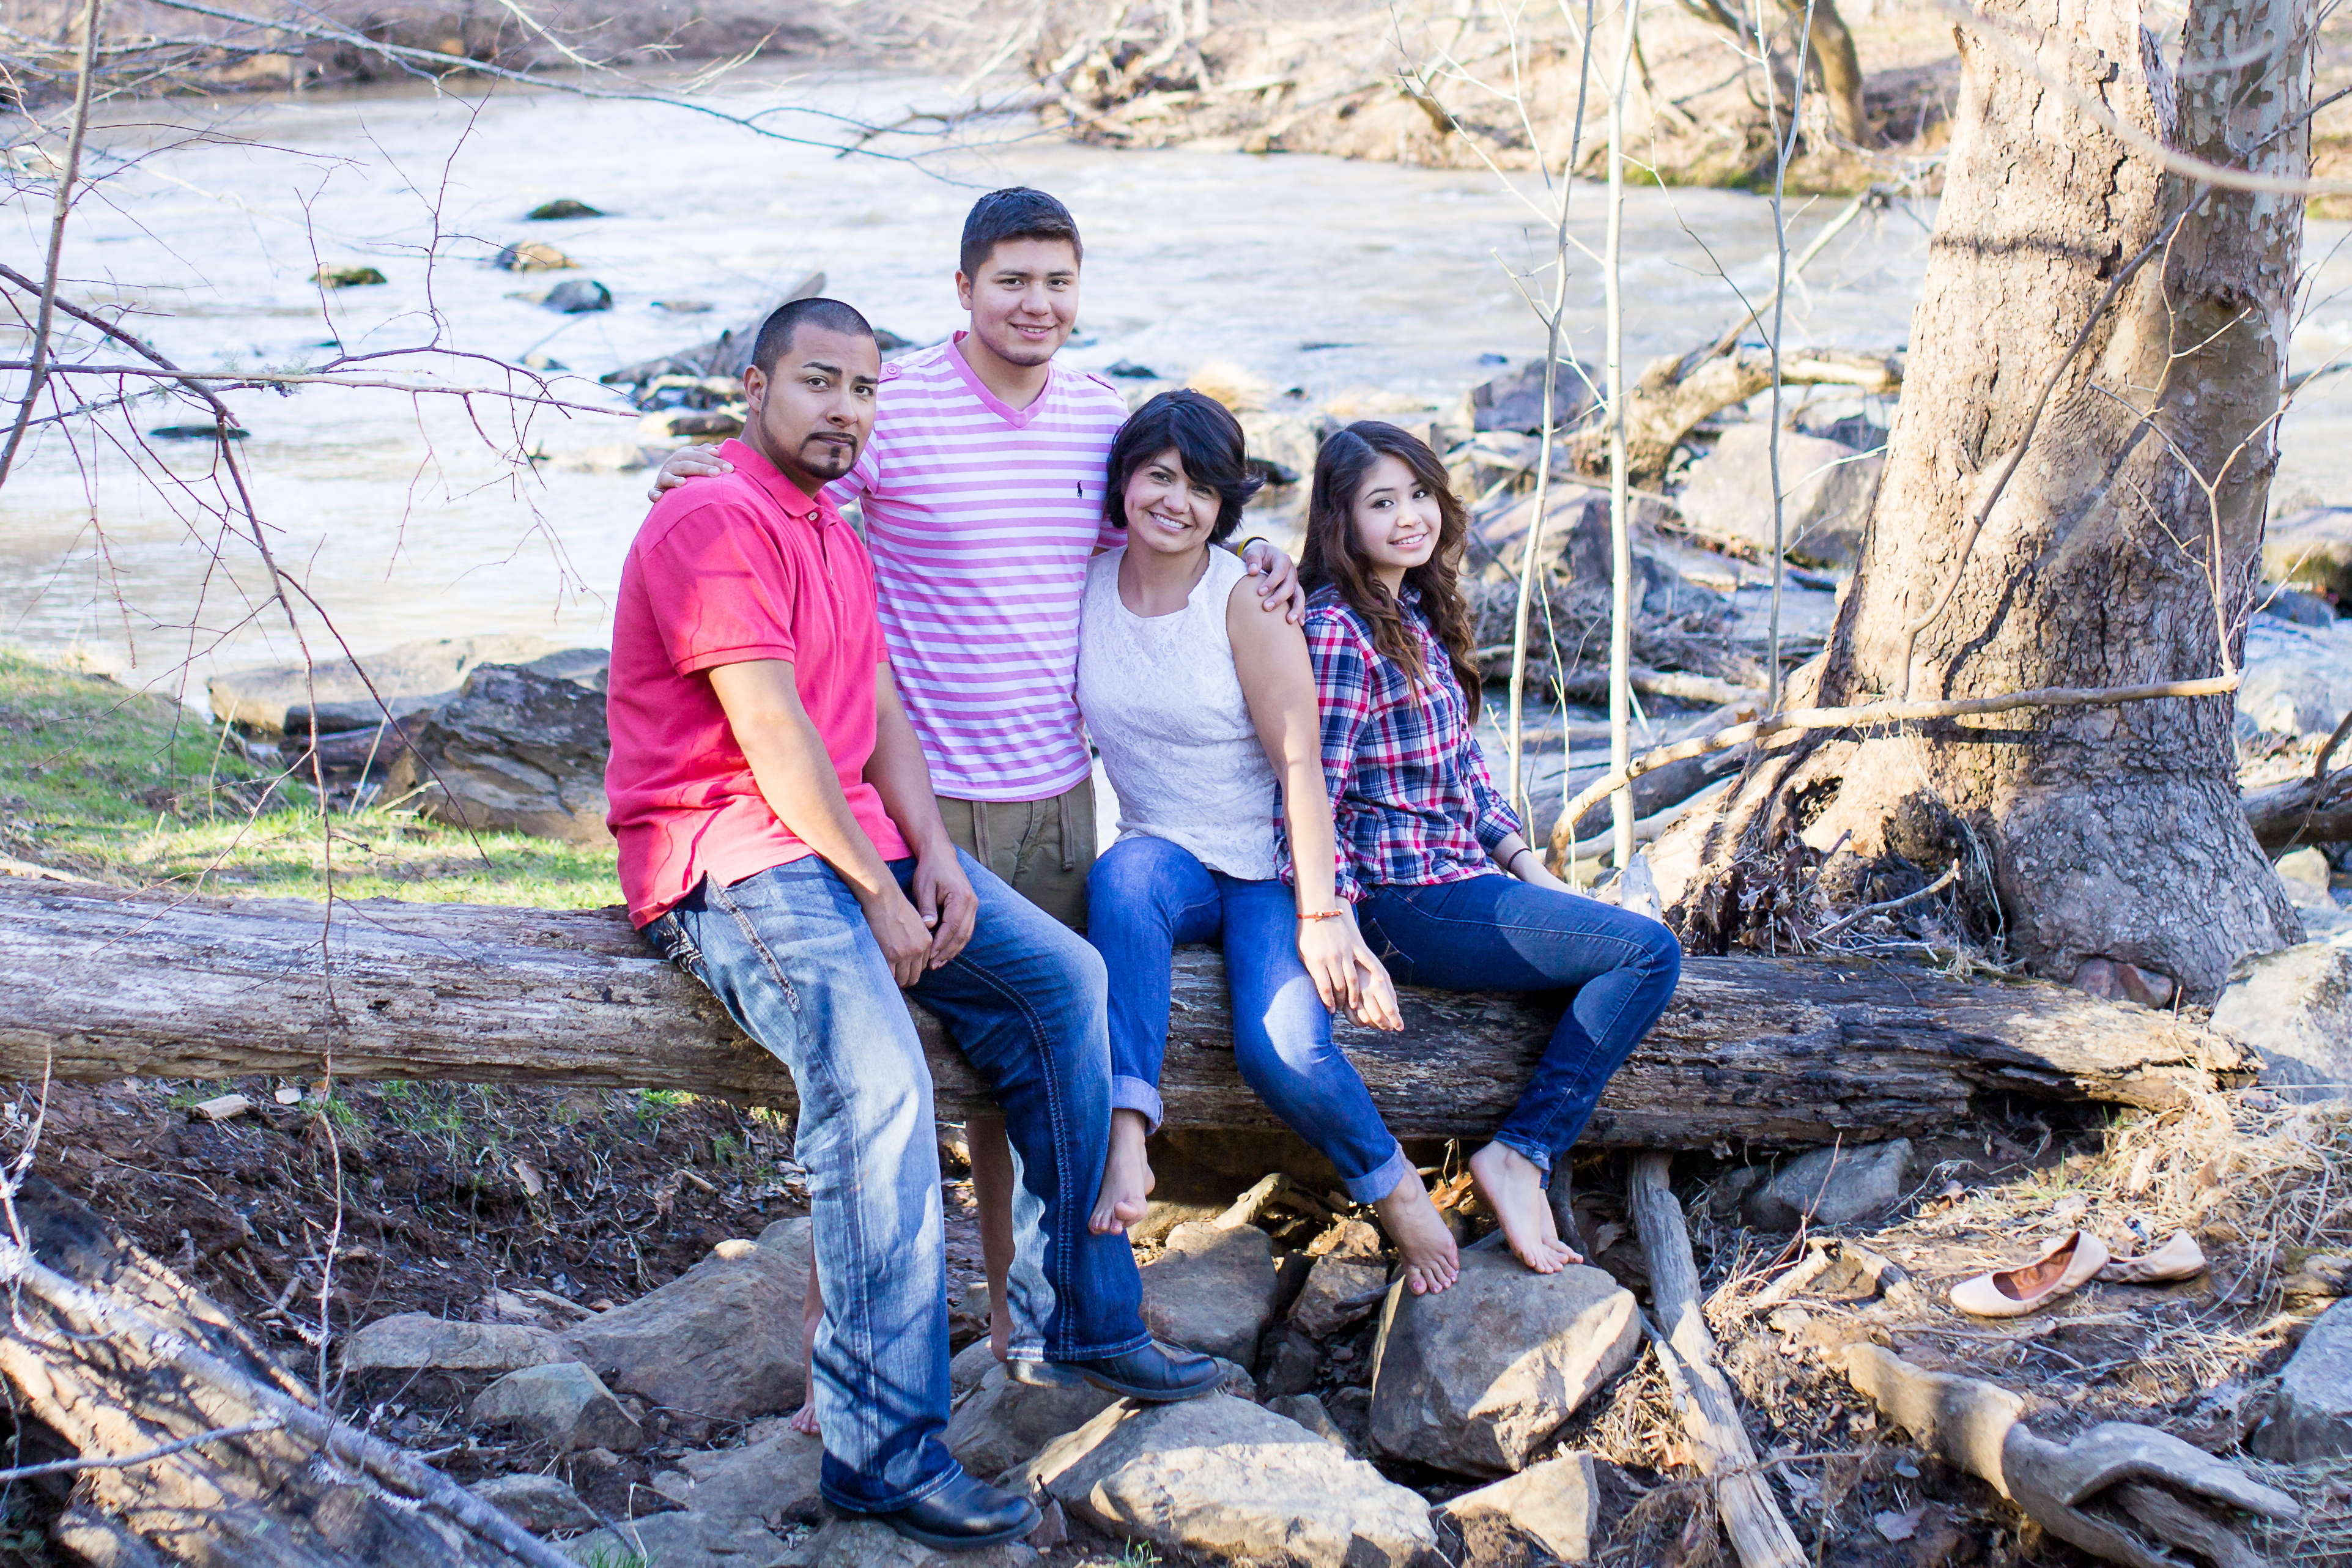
[{"x1": 1301, "y1": 420, "x2": 1484, "y2": 721}]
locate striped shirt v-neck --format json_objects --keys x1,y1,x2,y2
[{"x1": 829, "y1": 335, "x2": 1127, "y2": 802}]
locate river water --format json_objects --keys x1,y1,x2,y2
[{"x1": 3, "y1": 67, "x2": 2349, "y2": 703}]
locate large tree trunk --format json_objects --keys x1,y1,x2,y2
[
  {"x1": 1659, "y1": 0, "x2": 2313, "y2": 997},
  {"x1": 0, "y1": 878, "x2": 2251, "y2": 1150}
]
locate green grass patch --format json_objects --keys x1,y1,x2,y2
[{"x1": 0, "y1": 648, "x2": 621, "y2": 909}]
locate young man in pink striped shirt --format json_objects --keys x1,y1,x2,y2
[{"x1": 654, "y1": 189, "x2": 1302, "y2": 1382}]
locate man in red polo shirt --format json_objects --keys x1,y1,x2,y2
[{"x1": 607, "y1": 298, "x2": 1218, "y2": 1551}]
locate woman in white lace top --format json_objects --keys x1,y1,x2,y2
[{"x1": 1076, "y1": 390, "x2": 1461, "y2": 1296}]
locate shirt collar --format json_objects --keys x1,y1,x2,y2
[{"x1": 713, "y1": 437, "x2": 836, "y2": 527}]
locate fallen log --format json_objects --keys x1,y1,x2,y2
[
  {"x1": 0, "y1": 878, "x2": 2250, "y2": 1147},
  {"x1": 1629, "y1": 1153, "x2": 1803, "y2": 1568},
  {"x1": 0, "y1": 1175, "x2": 563, "y2": 1567},
  {"x1": 2242, "y1": 763, "x2": 2352, "y2": 852}
]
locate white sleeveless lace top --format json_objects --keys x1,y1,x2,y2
[{"x1": 1077, "y1": 546, "x2": 1280, "y2": 881}]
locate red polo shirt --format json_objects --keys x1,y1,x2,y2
[{"x1": 606, "y1": 438, "x2": 911, "y2": 926}]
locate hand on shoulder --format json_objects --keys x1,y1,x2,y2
[{"x1": 646, "y1": 445, "x2": 736, "y2": 504}]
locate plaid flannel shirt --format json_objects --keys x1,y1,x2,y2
[{"x1": 1296, "y1": 586, "x2": 1522, "y2": 902}]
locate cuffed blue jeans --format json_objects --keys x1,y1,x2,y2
[
  {"x1": 1086, "y1": 835, "x2": 1416, "y2": 1205},
  {"x1": 1355, "y1": 871, "x2": 1681, "y2": 1172},
  {"x1": 640, "y1": 849, "x2": 1150, "y2": 1514}
]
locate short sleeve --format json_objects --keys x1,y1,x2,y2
[
  {"x1": 826, "y1": 431, "x2": 878, "y2": 506},
  {"x1": 637, "y1": 500, "x2": 800, "y2": 676}
]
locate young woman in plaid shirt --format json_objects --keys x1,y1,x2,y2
[{"x1": 1297, "y1": 421, "x2": 1684, "y2": 1274}]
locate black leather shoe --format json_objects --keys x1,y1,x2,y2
[
  {"x1": 874, "y1": 1471, "x2": 1040, "y2": 1551},
  {"x1": 1008, "y1": 1339, "x2": 1224, "y2": 1402}
]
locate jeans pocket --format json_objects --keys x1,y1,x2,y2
[{"x1": 644, "y1": 912, "x2": 710, "y2": 986}]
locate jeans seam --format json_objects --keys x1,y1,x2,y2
[
  {"x1": 709, "y1": 873, "x2": 901, "y2": 1473},
  {"x1": 707, "y1": 875, "x2": 805, "y2": 1016},
  {"x1": 941, "y1": 938, "x2": 1079, "y2": 1357}
]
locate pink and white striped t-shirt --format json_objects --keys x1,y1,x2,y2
[{"x1": 829, "y1": 335, "x2": 1127, "y2": 802}]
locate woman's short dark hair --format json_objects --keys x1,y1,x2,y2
[{"x1": 1103, "y1": 390, "x2": 1263, "y2": 544}]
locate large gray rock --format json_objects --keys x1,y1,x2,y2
[
  {"x1": 1441, "y1": 1451, "x2": 1600, "y2": 1564},
  {"x1": 342, "y1": 1312, "x2": 554, "y2": 1373},
  {"x1": 470, "y1": 1361, "x2": 642, "y2": 1452},
  {"x1": 2213, "y1": 944, "x2": 2352, "y2": 1098},
  {"x1": 209, "y1": 634, "x2": 566, "y2": 736},
  {"x1": 559, "y1": 1218, "x2": 810, "y2": 1434},
  {"x1": 1676, "y1": 423, "x2": 1883, "y2": 569},
  {"x1": 468, "y1": 1472, "x2": 601, "y2": 1534},
  {"x1": 1290, "y1": 1256, "x2": 1391, "y2": 1339},
  {"x1": 651, "y1": 1423, "x2": 824, "y2": 1525},
  {"x1": 2263, "y1": 506, "x2": 2352, "y2": 601},
  {"x1": 1140, "y1": 1220, "x2": 1281, "y2": 1367},
  {"x1": 385, "y1": 652, "x2": 612, "y2": 843},
  {"x1": 2255, "y1": 1298, "x2": 2352, "y2": 1460},
  {"x1": 563, "y1": 1511, "x2": 795, "y2": 1568},
  {"x1": 1461, "y1": 357, "x2": 1594, "y2": 435},
  {"x1": 1265, "y1": 1392, "x2": 1354, "y2": 1452},
  {"x1": 1367, "y1": 1251, "x2": 1640, "y2": 1476},
  {"x1": 794, "y1": 1518, "x2": 1038, "y2": 1567},
  {"x1": 944, "y1": 1361, "x2": 1120, "y2": 1481},
  {"x1": 1742, "y1": 1139, "x2": 1913, "y2": 1230},
  {"x1": 2237, "y1": 627, "x2": 2352, "y2": 741},
  {"x1": 1014, "y1": 1393, "x2": 1440, "y2": 1567}
]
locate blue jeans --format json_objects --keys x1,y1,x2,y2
[
  {"x1": 1086, "y1": 835, "x2": 1415, "y2": 1205},
  {"x1": 640, "y1": 850, "x2": 1150, "y2": 1514},
  {"x1": 1355, "y1": 872, "x2": 1681, "y2": 1172}
]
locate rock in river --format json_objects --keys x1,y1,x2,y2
[
  {"x1": 1367, "y1": 1249, "x2": 1639, "y2": 1476},
  {"x1": 542, "y1": 278, "x2": 612, "y2": 313},
  {"x1": 1676, "y1": 423, "x2": 1882, "y2": 569},
  {"x1": 384, "y1": 649, "x2": 612, "y2": 843}
]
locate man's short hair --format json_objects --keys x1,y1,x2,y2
[
  {"x1": 959, "y1": 188, "x2": 1083, "y2": 280},
  {"x1": 749, "y1": 297, "x2": 875, "y2": 379}
]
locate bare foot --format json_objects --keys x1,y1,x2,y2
[
  {"x1": 788, "y1": 1399, "x2": 819, "y2": 1437},
  {"x1": 1088, "y1": 1109, "x2": 1156, "y2": 1235},
  {"x1": 1372, "y1": 1172, "x2": 1460, "y2": 1295},
  {"x1": 1469, "y1": 1141, "x2": 1582, "y2": 1274}
]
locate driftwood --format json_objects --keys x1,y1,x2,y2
[
  {"x1": 1843, "y1": 1345, "x2": 2295, "y2": 1568},
  {"x1": 2243, "y1": 763, "x2": 2352, "y2": 852},
  {"x1": 0, "y1": 878, "x2": 2251, "y2": 1146},
  {"x1": 1571, "y1": 346, "x2": 1902, "y2": 486},
  {"x1": 0, "y1": 1175, "x2": 568, "y2": 1568},
  {"x1": 1629, "y1": 1153, "x2": 1804, "y2": 1568}
]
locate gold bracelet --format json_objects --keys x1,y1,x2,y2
[{"x1": 1299, "y1": 908, "x2": 1347, "y2": 922}]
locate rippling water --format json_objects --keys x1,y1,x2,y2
[{"x1": 2, "y1": 66, "x2": 2346, "y2": 701}]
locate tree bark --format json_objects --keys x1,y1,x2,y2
[
  {"x1": 0, "y1": 878, "x2": 2250, "y2": 1149},
  {"x1": 1659, "y1": 0, "x2": 2313, "y2": 997},
  {"x1": 1794, "y1": 0, "x2": 1869, "y2": 147},
  {"x1": 0, "y1": 1175, "x2": 538, "y2": 1567}
]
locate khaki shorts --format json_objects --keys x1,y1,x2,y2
[{"x1": 938, "y1": 774, "x2": 1096, "y2": 933}]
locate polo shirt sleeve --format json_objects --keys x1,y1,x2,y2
[{"x1": 638, "y1": 500, "x2": 801, "y2": 676}]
